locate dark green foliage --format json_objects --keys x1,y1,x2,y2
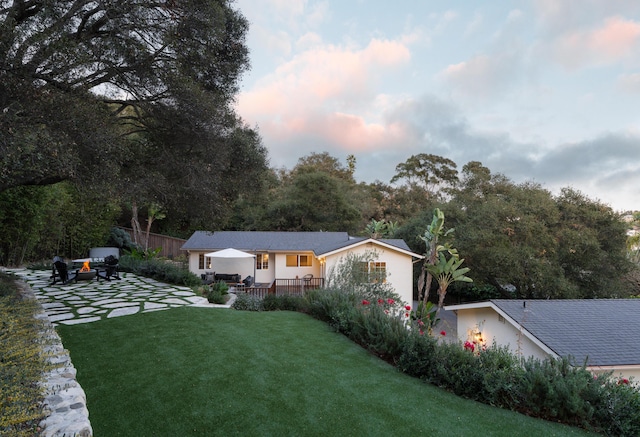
[
  {"x1": 261, "y1": 294, "x2": 306, "y2": 311},
  {"x1": 206, "y1": 281, "x2": 229, "y2": 304},
  {"x1": 118, "y1": 255, "x2": 200, "y2": 286},
  {"x1": 105, "y1": 228, "x2": 137, "y2": 252},
  {"x1": 0, "y1": 183, "x2": 118, "y2": 265},
  {"x1": 0, "y1": 272, "x2": 16, "y2": 298},
  {"x1": 348, "y1": 302, "x2": 412, "y2": 361},
  {"x1": 304, "y1": 288, "x2": 360, "y2": 334},
  {"x1": 516, "y1": 357, "x2": 603, "y2": 428},
  {"x1": 396, "y1": 333, "x2": 640, "y2": 435}
]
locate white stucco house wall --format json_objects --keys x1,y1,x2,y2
[
  {"x1": 181, "y1": 231, "x2": 423, "y2": 306},
  {"x1": 445, "y1": 299, "x2": 640, "y2": 381}
]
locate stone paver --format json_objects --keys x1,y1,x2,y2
[{"x1": 7, "y1": 268, "x2": 213, "y2": 326}]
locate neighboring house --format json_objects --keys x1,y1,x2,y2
[
  {"x1": 181, "y1": 231, "x2": 423, "y2": 305},
  {"x1": 445, "y1": 299, "x2": 640, "y2": 380}
]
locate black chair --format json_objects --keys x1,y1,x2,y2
[
  {"x1": 243, "y1": 275, "x2": 254, "y2": 287},
  {"x1": 50, "y1": 256, "x2": 76, "y2": 285},
  {"x1": 97, "y1": 255, "x2": 120, "y2": 281}
]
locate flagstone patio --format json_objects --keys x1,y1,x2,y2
[{"x1": 6, "y1": 268, "x2": 221, "y2": 326}]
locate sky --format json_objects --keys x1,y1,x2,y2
[{"x1": 233, "y1": 0, "x2": 640, "y2": 212}]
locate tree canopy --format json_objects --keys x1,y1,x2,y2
[{"x1": 1, "y1": 0, "x2": 268, "y2": 232}]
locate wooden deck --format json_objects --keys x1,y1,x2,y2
[{"x1": 240, "y1": 278, "x2": 325, "y2": 299}]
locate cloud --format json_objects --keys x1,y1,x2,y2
[
  {"x1": 440, "y1": 51, "x2": 525, "y2": 101},
  {"x1": 237, "y1": 36, "x2": 413, "y2": 162},
  {"x1": 548, "y1": 16, "x2": 640, "y2": 69},
  {"x1": 533, "y1": 0, "x2": 640, "y2": 35},
  {"x1": 617, "y1": 73, "x2": 640, "y2": 92}
]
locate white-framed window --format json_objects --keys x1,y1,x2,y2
[
  {"x1": 359, "y1": 261, "x2": 386, "y2": 283},
  {"x1": 286, "y1": 254, "x2": 313, "y2": 267},
  {"x1": 199, "y1": 254, "x2": 212, "y2": 270},
  {"x1": 256, "y1": 253, "x2": 269, "y2": 270}
]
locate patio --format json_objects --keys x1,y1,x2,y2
[{"x1": 6, "y1": 268, "x2": 213, "y2": 326}]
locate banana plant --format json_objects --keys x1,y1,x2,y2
[
  {"x1": 426, "y1": 252, "x2": 473, "y2": 312},
  {"x1": 417, "y1": 208, "x2": 455, "y2": 304}
]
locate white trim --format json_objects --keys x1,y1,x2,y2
[
  {"x1": 318, "y1": 238, "x2": 424, "y2": 259},
  {"x1": 446, "y1": 301, "x2": 559, "y2": 358}
]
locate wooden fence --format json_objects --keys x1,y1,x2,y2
[{"x1": 119, "y1": 227, "x2": 187, "y2": 259}]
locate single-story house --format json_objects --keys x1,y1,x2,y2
[
  {"x1": 181, "y1": 231, "x2": 423, "y2": 305},
  {"x1": 445, "y1": 299, "x2": 640, "y2": 380}
]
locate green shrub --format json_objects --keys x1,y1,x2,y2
[
  {"x1": 304, "y1": 288, "x2": 360, "y2": 335},
  {"x1": 118, "y1": 255, "x2": 201, "y2": 286},
  {"x1": 262, "y1": 294, "x2": 306, "y2": 312},
  {"x1": 593, "y1": 377, "x2": 640, "y2": 436},
  {"x1": 397, "y1": 331, "x2": 438, "y2": 378},
  {"x1": 205, "y1": 282, "x2": 229, "y2": 304},
  {"x1": 348, "y1": 300, "x2": 412, "y2": 362},
  {"x1": 232, "y1": 293, "x2": 264, "y2": 311}
]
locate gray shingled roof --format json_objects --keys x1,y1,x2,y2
[
  {"x1": 181, "y1": 231, "x2": 414, "y2": 255},
  {"x1": 491, "y1": 299, "x2": 640, "y2": 367}
]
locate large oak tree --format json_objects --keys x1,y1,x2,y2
[{"x1": 1, "y1": 0, "x2": 268, "y2": 231}]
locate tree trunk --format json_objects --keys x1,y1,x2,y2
[{"x1": 130, "y1": 201, "x2": 143, "y2": 248}]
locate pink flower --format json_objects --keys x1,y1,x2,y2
[
  {"x1": 417, "y1": 320, "x2": 425, "y2": 327},
  {"x1": 404, "y1": 312, "x2": 409, "y2": 318},
  {"x1": 384, "y1": 309, "x2": 389, "y2": 314},
  {"x1": 362, "y1": 299, "x2": 370, "y2": 305},
  {"x1": 387, "y1": 298, "x2": 395, "y2": 305},
  {"x1": 619, "y1": 378, "x2": 630, "y2": 385},
  {"x1": 419, "y1": 330, "x2": 424, "y2": 336},
  {"x1": 464, "y1": 341, "x2": 475, "y2": 352},
  {"x1": 440, "y1": 330, "x2": 446, "y2": 336},
  {"x1": 405, "y1": 305, "x2": 411, "y2": 311},
  {"x1": 377, "y1": 298, "x2": 384, "y2": 305}
]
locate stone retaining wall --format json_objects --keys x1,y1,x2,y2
[{"x1": 20, "y1": 283, "x2": 93, "y2": 436}]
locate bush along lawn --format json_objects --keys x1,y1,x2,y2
[
  {"x1": 57, "y1": 307, "x2": 597, "y2": 437},
  {"x1": 233, "y1": 290, "x2": 640, "y2": 436},
  {"x1": 322, "y1": 293, "x2": 640, "y2": 436}
]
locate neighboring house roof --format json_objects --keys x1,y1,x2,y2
[
  {"x1": 181, "y1": 231, "x2": 420, "y2": 257},
  {"x1": 446, "y1": 299, "x2": 640, "y2": 367}
]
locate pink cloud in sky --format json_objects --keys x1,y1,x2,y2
[
  {"x1": 440, "y1": 52, "x2": 522, "y2": 101},
  {"x1": 549, "y1": 16, "x2": 640, "y2": 69},
  {"x1": 236, "y1": 37, "x2": 412, "y2": 154}
]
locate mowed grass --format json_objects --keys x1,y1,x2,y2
[{"x1": 57, "y1": 308, "x2": 596, "y2": 436}]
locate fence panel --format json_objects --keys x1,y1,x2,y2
[{"x1": 118, "y1": 227, "x2": 187, "y2": 259}]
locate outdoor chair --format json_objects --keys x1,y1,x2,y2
[
  {"x1": 97, "y1": 255, "x2": 121, "y2": 281},
  {"x1": 243, "y1": 275, "x2": 254, "y2": 287},
  {"x1": 50, "y1": 256, "x2": 76, "y2": 285}
]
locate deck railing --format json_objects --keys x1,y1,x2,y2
[{"x1": 244, "y1": 278, "x2": 324, "y2": 299}]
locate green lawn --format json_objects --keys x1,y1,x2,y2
[{"x1": 57, "y1": 308, "x2": 596, "y2": 436}]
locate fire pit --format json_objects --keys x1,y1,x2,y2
[{"x1": 74, "y1": 259, "x2": 97, "y2": 281}]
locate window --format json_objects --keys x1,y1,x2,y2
[
  {"x1": 299, "y1": 255, "x2": 312, "y2": 267},
  {"x1": 198, "y1": 254, "x2": 211, "y2": 270},
  {"x1": 358, "y1": 261, "x2": 386, "y2": 283},
  {"x1": 256, "y1": 253, "x2": 269, "y2": 270},
  {"x1": 286, "y1": 254, "x2": 313, "y2": 267}
]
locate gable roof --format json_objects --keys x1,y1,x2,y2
[
  {"x1": 446, "y1": 299, "x2": 640, "y2": 367},
  {"x1": 181, "y1": 231, "x2": 420, "y2": 257}
]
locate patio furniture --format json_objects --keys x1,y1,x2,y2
[
  {"x1": 50, "y1": 256, "x2": 76, "y2": 285},
  {"x1": 243, "y1": 275, "x2": 254, "y2": 287},
  {"x1": 96, "y1": 255, "x2": 121, "y2": 281},
  {"x1": 214, "y1": 273, "x2": 241, "y2": 284}
]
